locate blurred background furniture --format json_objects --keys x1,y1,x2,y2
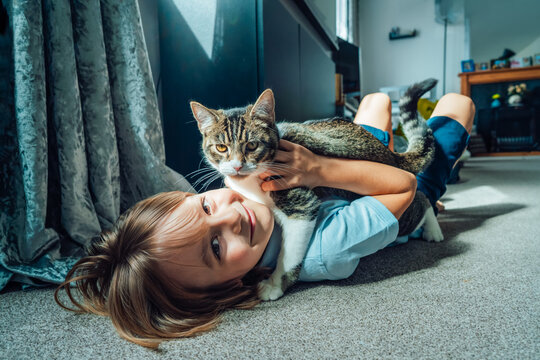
[
  {"x1": 477, "y1": 106, "x2": 538, "y2": 152},
  {"x1": 492, "y1": 107, "x2": 537, "y2": 152},
  {"x1": 334, "y1": 37, "x2": 361, "y2": 118}
]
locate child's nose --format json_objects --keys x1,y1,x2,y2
[{"x1": 220, "y1": 189, "x2": 243, "y2": 205}]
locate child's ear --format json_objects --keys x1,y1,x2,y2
[
  {"x1": 250, "y1": 89, "x2": 275, "y2": 123},
  {"x1": 190, "y1": 101, "x2": 218, "y2": 133}
]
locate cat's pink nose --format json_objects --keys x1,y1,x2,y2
[{"x1": 233, "y1": 166, "x2": 242, "y2": 172}]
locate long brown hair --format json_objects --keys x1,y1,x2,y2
[{"x1": 54, "y1": 191, "x2": 270, "y2": 348}]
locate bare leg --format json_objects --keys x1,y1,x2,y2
[
  {"x1": 431, "y1": 93, "x2": 475, "y2": 211},
  {"x1": 431, "y1": 93, "x2": 475, "y2": 134},
  {"x1": 353, "y1": 93, "x2": 394, "y2": 151},
  {"x1": 432, "y1": 93, "x2": 475, "y2": 169}
]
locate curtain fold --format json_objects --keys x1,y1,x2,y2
[
  {"x1": 0, "y1": 0, "x2": 194, "y2": 291},
  {"x1": 72, "y1": 0, "x2": 120, "y2": 231}
]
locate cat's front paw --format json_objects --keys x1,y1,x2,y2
[{"x1": 258, "y1": 278, "x2": 284, "y2": 301}]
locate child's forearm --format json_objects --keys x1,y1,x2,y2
[
  {"x1": 314, "y1": 157, "x2": 416, "y2": 219},
  {"x1": 314, "y1": 156, "x2": 415, "y2": 196},
  {"x1": 258, "y1": 140, "x2": 416, "y2": 219}
]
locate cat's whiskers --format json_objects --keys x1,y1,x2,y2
[
  {"x1": 259, "y1": 161, "x2": 298, "y2": 171},
  {"x1": 197, "y1": 157, "x2": 206, "y2": 170},
  {"x1": 271, "y1": 176, "x2": 293, "y2": 189},
  {"x1": 259, "y1": 162, "x2": 298, "y2": 176},
  {"x1": 198, "y1": 173, "x2": 224, "y2": 192},
  {"x1": 191, "y1": 169, "x2": 221, "y2": 189},
  {"x1": 186, "y1": 166, "x2": 215, "y2": 178},
  {"x1": 187, "y1": 166, "x2": 218, "y2": 184},
  {"x1": 192, "y1": 172, "x2": 218, "y2": 188},
  {"x1": 192, "y1": 178, "x2": 216, "y2": 191}
]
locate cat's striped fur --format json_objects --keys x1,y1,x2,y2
[{"x1": 191, "y1": 78, "x2": 441, "y2": 300}]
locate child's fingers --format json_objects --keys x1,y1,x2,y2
[
  {"x1": 261, "y1": 174, "x2": 301, "y2": 191},
  {"x1": 261, "y1": 180, "x2": 276, "y2": 192},
  {"x1": 278, "y1": 139, "x2": 296, "y2": 150},
  {"x1": 258, "y1": 172, "x2": 273, "y2": 180},
  {"x1": 258, "y1": 171, "x2": 285, "y2": 183},
  {"x1": 273, "y1": 150, "x2": 291, "y2": 163},
  {"x1": 261, "y1": 178, "x2": 288, "y2": 192}
]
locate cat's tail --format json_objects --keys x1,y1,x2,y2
[{"x1": 395, "y1": 78, "x2": 438, "y2": 174}]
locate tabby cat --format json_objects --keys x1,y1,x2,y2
[{"x1": 190, "y1": 78, "x2": 442, "y2": 300}]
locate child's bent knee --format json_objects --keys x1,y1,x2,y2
[
  {"x1": 440, "y1": 93, "x2": 474, "y2": 110},
  {"x1": 363, "y1": 93, "x2": 391, "y2": 108},
  {"x1": 432, "y1": 93, "x2": 475, "y2": 133},
  {"x1": 354, "y1": 93, "x2": 392, "y2": 128}
]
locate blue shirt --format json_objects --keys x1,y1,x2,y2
[{"x1": 258, "y1": 196, "x2": 400, "y2": 282}]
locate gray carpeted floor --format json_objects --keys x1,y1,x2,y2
[{"x1": 1, "y1": 157, "x2": 539, "y2": 359}]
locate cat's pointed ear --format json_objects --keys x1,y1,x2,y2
[
  {"x1": 250, "y1": 89, "x2": 275, "y2": 122},
  {"x1": 190, "y1": 101, "x2": 218, "y2": 133}
]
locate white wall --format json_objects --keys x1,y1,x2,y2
[
  {"x1": 466, "y1": 0, "x2": 540, "y2": 63},
  {"x1": 358, "y1": 0, "x2": 467, "y2": 97},
  {"x1": 515, "y1": 37, "x2": 540, "y2": 60}
]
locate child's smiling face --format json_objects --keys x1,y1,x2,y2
[{"x1": 157, "y1": 189, "x2": 274, "y2": 289}]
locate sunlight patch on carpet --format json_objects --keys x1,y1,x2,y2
[{"x1": 442, "y1": 186, "x2": 508, "y2": 210}]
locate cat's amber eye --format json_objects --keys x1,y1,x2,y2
[
  {"x1": 246, "y1": 141, "x2": 258, "y2": 151},
  {"x1": 215, "y1": 144, "x2": 228, "y2": 153}
]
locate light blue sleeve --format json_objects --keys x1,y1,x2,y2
[{"x1": 299, "y1": 196, "x2": 399, "y2": 282}]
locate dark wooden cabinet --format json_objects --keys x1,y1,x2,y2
[
  {"x1": 477, "y1": 106, "x2": 538, "y2": 152},
  {"x1": 158, "y1": 0, "x2": 336, "y2": 181}
]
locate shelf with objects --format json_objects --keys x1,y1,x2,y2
[
  {"x1": 459, "y1": 65, "x2": 540, "y2": 97},
  {"x1": 459, "y1": 66, "x2": 540, "y2": 155}
]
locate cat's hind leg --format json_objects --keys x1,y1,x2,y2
[
  {"x1": 419, "y1": 206, "x2": 444, "y2": 242},
  {"x1": 401, "y1": 191, "x2": 443, "y2": 242}
]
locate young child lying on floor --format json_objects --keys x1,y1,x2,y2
[{"x1": 55, "y1": 92, "x2": 474, "y2": 347}]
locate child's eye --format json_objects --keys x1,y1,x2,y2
[
  {"x1": 202, "y1": 197, "x2": 212, "y2": 214},
  {"x1": 211, "y1": 237, "x2": 221, "y2": 260}
]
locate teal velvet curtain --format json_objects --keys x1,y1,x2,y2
[{"x1": 0, "y1": 0, "x2": 193, "y2": 290}]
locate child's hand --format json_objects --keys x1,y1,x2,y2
[{"x1": 259, "y1": 139, "x2": 322, "y2": 192}]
